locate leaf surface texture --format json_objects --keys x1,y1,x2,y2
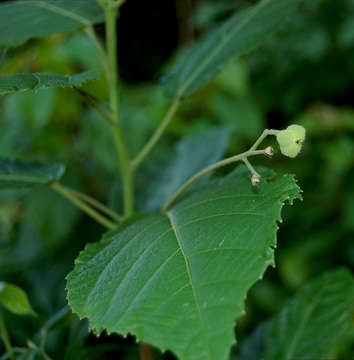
[
  {"x1": 67, "y1": 168, "x2": 301, "y2": 360},
  {"x1": 165, "y1": 0, "x2": 302, "y2": 97},
  {"x1": 234, "y1": 269, "x2": 354, "y2": 360},
  {"x1": 0, "y1": 71, "x2": 97, "y2": 96},
  {"x1": 0, "y1": 0, "x2": 104, "y2": 47},
  {"x1": 0, "y1": 158, "x2": 65, "y2": 188}
]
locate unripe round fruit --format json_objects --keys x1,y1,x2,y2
[
  {"x1": 276, "y1": 124, "x2": 306, "y2": 158},
  {"x1": 264, "y1": 146, "x2": 275, "y2": 157},
  {"x1": 251, "y1": 174, "x2": 261, "y2": 186}
]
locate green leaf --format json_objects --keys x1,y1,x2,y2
[
  {"x1": 67, "y1": 167, "x2": 301, "y2": 360},
  {"x1": 0, "y1": 349, "x2": 17, "y2": 360},
  {"x1": 21, "y1": 187, "x2": 80, "y2": 248},
  {"x1": 136, "y1": 128, "x2": 229, "y2": 212},
  {"x1": 0, "y1": 282, "x2": 36, "y2": 316},
  {"x1": 0, "y1": 70, "x2": 98, "y2": 96},
  {"x1": 0, "y1": 311, "x2": 11, "y2": 356},
  {"x1": 0, "y1": 349, "x2": 36, "y2": 360},
  {"x1": 231, "y1": 322, "x2": 269, "y2": 360},
  {"x1": 9, "y1": 88, "x2": 56, "y2": 129},
  {"x1": 0, "y1": 0, "x2": 104, "y2": 48},
  {"x1": 165, "y1": 0, "x2": 303, "y2": 97},
  {"x1": 0, "y1": 158, "x2": 65, "y2": 188},
  {"x1": 16, "y1": 348, "x2": 41, "y2": 360},
  {"x1": 39, "y1": 306, "x2": 71, "y2": 334},
  {"x1": 234, "y1": 269, "x2": 354, "y2": 360}
]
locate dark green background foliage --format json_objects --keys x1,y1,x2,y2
[{"x1": 0, "y1": 0, "x2": 353, "y2": 359}]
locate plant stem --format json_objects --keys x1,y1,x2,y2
[
  {"x1": 115, "y1": 0, "x2": 127, "y2": 8},
  {"x1": 0, "y1": 311, "x2": 13, "y2": 359},
  {"x1": 242, "y1": 156, "x2": 260, "y2": 178},
  {"x1": 106, "y1": 1, "x2": 153, "y2": 358},
  {"x1": 96, "y1": 0, "x2": 106, "y2": 7},
  {"x1": 139, "y1": 343, "x2": 153, "y2": 360},
  {"x1": 163, "y1": 128, "x2": 281, "y2": 210},
  {"x1": 85, "y1": 26, "x2": 109, "y2": 80},
  {"x1": 249, "y1": 129, "x2": 279, "y2": 151},
  {"x1": 77, "y1": 90, "x2": 113, "y2": 125},
  {"x1": 51, "y1": 183, "x2": 117, "y2": 230},
  {"x1": 132, "y1": 97, "x2": 182, "y2": 171},
  {"x1": 163, "y1": 149, "x2": 265, "y2": 211},
  {"x1": 67, "y1": 187, "x2": 121, "y2": 222},
  {"x1": 105, "y1": 1, "x2": 134, "y2": 217}
]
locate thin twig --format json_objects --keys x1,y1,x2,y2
[
  {"x1": 242, "y1": 157, "x2": 260, "y2": 178},
  {"x1": 163, "y1": 128, "x2": 281, "y2": 210},
  {"x1": 0, "y1": 311, "x2": 13, "y2": 359},
  {"x1": 85, "y1": 26, "x2": 109, "y2": 81},
  {"x1": 77, "y1": 89, "x2": 113, "y2": 125},
  {"x1": 163, "y1": 149, "x2": 265, "y2": 211},
  {"x1": 132, "y1": 97, "x2": 182, "y2": 170},
  {"x1": 51, "y1": 183, "x2": 117, "y2": 230},
  {"x1": 249, "y1": 129, "x2": 279, "y2": 151},
  {"x1": 67, "y1": 187, "x2": 121, "y2": 222}
]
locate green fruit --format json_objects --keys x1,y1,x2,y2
[{"x1": 276, "y1": 124, "x2": 306, "y2": 158}]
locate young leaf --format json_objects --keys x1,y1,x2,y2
[
  {"x1": 136, "y1": 128, "x2": 229, "y2": 211},
  {"x1": 15, "y1": 348, "x2": 41, "y2": 360},
  {"x1": 0, "y1": 70, "x2": 98, "y2": 96},
  {"x1": 0, "y1": 0, "x2": 104, "y2": 47},
  {"x1": 0, "y1": 158, "x2": 65, "y2": 188},
  {"x1": 39, "y1": 306, "x2": 71, "y2": 334},
  {"x1": 0, "y1": 282, "x2": 36, "y2": 316},
  {"x1": 165, "y1": 0, "x2": 303, "y2": 97},
  {"x1": 67, "y1": 167, "x2": 301, "y2": 360},
  {"x1": 234, "y1": 269, "x2": 354, "y2": 360}
]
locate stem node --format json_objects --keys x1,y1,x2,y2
[{"x1": 163, "y1": 128, "x2": 278, "y2": 210}]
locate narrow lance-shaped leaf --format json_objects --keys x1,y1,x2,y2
[
  {"x1": 0, "y1": 282, "x2": 36, "y2": 316},
  {"x1": 0, "y1": 70, "x2": 98, "y2": 96},
  {"x1": 0, "y1": 158, "x2": 65, "y2": 188},
  {"x1": 67, "y1": 167, "x2": 301, "y2": 360},
  {"x1": 165, "y1": 0, "x2": 303, "y2": 97},
  {"x1": 0, "y1": 0, "x2": 104, "y2": 48},
  {"x1": 233, "y1": 268, "x2": 354, "y2": 360}
]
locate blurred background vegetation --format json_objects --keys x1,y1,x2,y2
[{"x1": 0, "y1": 0, "x2": 353, "y2": 358}]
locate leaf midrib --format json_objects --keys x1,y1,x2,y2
[
  {"x1": 166, "y1": 210, "x2": 213, "y2": 360},
  {"x1": 177, "y1": 0, "x2": 272, "y2": 96},
  {"x1": 82, "y1": 217, "x2": 167, "y2": 309},
  {"x1": 15, "y1": 0, "x2": 91, "y2": 26},
  {"x1": 0, "y1": 174, "x2": 49, "y2": 183}
]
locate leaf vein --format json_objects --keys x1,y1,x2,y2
[
  {"x1": 167, "y1": 211, "x2": 213, "y2": 360},
  {"x1": 174, "y1": 193, "x2": 266, "y2": 214},
  {"x1": 22, "y1": 0, "x2": 91, "y2": 25},
  {"x1": 141, "y1": 283, "x2": 191, "y2": 327},
  {"x1": 101, "y1": 226, "x2": 174, "y2": 319},
  {"x1": 178, "y1": 0, "x2": 272, "y2": 95},
  {"x1": 189, "y1": 247, "x2": 260, "y2": 257},
  {"x1": 180, "y1": 211, "x2": 265, "y2": 228},
  {"x1": 83, "y1": 217, "x2": 167, "y2": 306},
  {"x1": 114, "y1": 248, "x2": 181, "y2": 328}
]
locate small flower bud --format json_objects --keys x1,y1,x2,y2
[
  {"x1": 264, "y1": 146, "x2": 275, "y2": 157},
  {"x1": 251, "y1": 174, "x2": 261, "y2": 186}
]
